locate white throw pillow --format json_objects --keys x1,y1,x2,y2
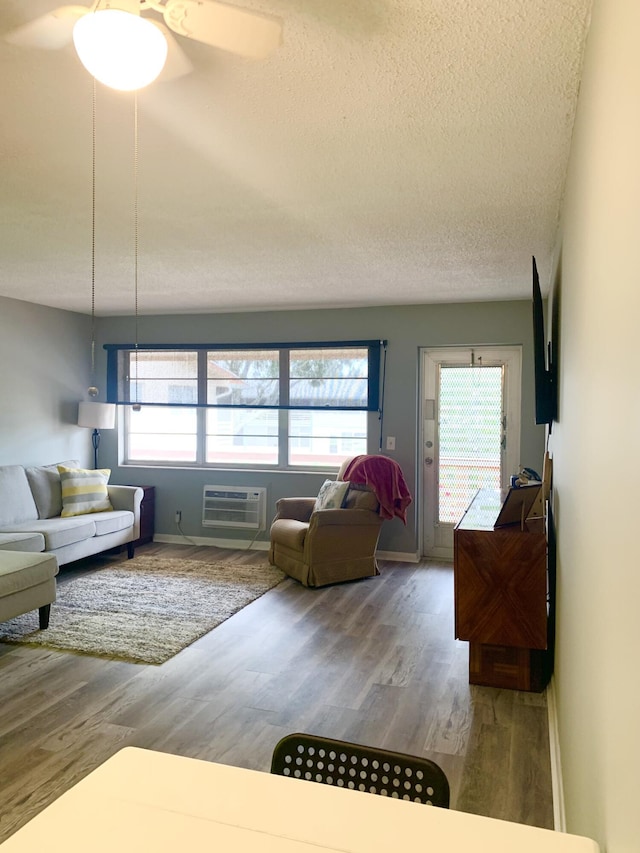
[
  {"x1": 26, "y1": 460, "x2": 80, "y2": 519},
  {"x1": 314, "y1": 479, "x2": 349, "y2": 512}
]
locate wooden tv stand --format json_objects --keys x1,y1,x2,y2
[{"x1": 453, "y1": 488, "x2": 552, "y2": 692}]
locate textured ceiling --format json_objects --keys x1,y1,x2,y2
[{"x1": 0, "y1": 0, "x2": 591, "y2": 316}]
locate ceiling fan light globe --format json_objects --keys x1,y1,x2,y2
[{"x1": 73, "y1": 9, "x2": 168, "y2": 91}]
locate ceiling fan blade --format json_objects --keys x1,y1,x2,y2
[
  {"x1": 4, "y1": 5, "x2": 88, "y2": 50},
  {"x1": 163, "y1": 0, "x2": 283, "y2": 60},
  {"x1": 150, "y1": 22, "x2": 194, "y2": 81}
]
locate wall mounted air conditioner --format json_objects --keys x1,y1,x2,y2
[{"x1": 202, "y1": 486, "x2": 266, "y2": 530}]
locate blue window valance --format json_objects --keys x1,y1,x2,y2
[{"x1": 105, "y1": 340, "x2": 385, "y2": 412}]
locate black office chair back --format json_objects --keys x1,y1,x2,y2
[{"x1": 271, "y1": 733, "x2": 449, "y2": 808}]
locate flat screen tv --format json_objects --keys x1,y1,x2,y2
[{"x1": 532, "y1": 256, "x2": 556, "y2": 424}]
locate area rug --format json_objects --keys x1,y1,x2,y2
[{"x1": 0, "y1": 556, "x2": 285, "y2": 665}]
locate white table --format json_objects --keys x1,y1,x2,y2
[{"x1": 0, "y1": 747, "x2": 600, "y2": 852}]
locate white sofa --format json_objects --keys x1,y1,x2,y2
[
  {"x1": 0, "y1": 462, "x2": 143, "y2": 565},
  {"x1": 0, "y1": 462, "x2": 143, "y2": 627}
]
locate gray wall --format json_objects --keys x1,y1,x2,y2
[
  {"x1": 0, "y1": 296, "x2": 93, "y2": 468},
  {"x1": 548, "y1": 1, "x2": 640, "y2": 849},
  {"x1": 97, "y1": 300, "x2": 545, "y2": 555},
  {"x1": 0, "y1": 294, "x2": 544, "y2": 556}
]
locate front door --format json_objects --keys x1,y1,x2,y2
[{"x1": 421, "y1": 347, "x2": 522, "y2": 559}]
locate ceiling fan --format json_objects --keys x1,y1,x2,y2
[{"x1": 6, "y1": 0, "x2": 284, "y2": 88}]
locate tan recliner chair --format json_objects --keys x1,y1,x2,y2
[{"x1": 268, "y1": 470, "x2": 383, "y2": 588}]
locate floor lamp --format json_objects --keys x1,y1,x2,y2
[{"x1": 78, "y1": 402, "x2": 116, "y2": 469}]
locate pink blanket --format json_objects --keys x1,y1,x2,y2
[{"x1": 342, "y1": 455, "x2": 412, "y2": 524}]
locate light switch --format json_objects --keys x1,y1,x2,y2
[{"x1": 386, "y1": 436, "x2": 396, "y2": 450}]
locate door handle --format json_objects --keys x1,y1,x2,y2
[{"x1": 425, "y1": 457, "x2": 434, "y2": 466}]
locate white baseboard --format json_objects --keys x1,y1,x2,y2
[
  {"x1": 153, "y1": 533, "x2": 270, "y2": 551},
  {"x1": 546, "y1": 675, "x2": 566, "y2": 832},
  {"x1": 152, "y1": 536, "x2": 419, "y2": 563},
  {"x1": 376, "y1": 550, "x2": 420, "y2": 563}
]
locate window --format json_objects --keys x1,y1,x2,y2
[
  {"x1": 127, "y1": 405, "x2": 198, "y2": 462},
  {"x1": 288, "y1": 410, "x2": 367, "y2": 466},
  {"x1": 206, "y1": 408, "x2": 279, "y2": 465},
  {"x1": 106, "y1": 341, "x2": 382, "y2": 469}
]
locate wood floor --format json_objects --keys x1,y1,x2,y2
[{"x1": 0, "y1": 543, "x2": 553, "y2": 842}]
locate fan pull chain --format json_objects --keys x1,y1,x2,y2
[
  {"x1": 88, "y1": 76, "x2": 98, "y2": 398},
  {"x1": 133, "y1": 91, "x2": 141, "y2": 410}
]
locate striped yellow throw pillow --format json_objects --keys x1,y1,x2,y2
[{"x1": 58, "y1": 466, "x2": 113, "y2": 517}]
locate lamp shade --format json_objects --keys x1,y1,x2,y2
[
  {"x1": 78, "y1": 402, "x2": 116, "y2": 430},
  {"x1": 73, "y1": 9, "x2": 168, "y2": 91}
]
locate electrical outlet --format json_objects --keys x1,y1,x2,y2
[
  {"x1": 386, "y1": 436, "x2": 396, "y2": 450},
  {"x1": 175, "y1": 510, "x2": 182, "y2": 524}
]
